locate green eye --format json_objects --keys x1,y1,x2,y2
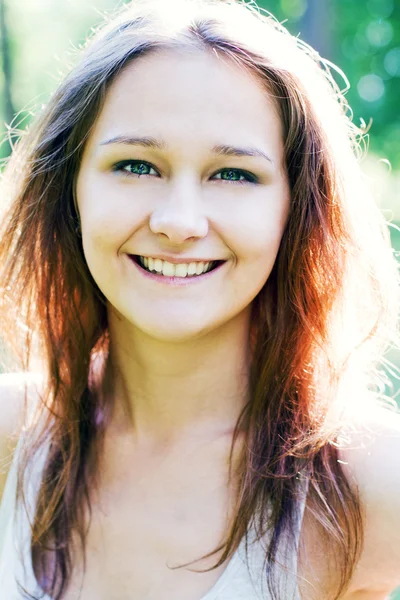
[
  {"x1": 111, "y1": 162, "x2": 258, "y2": 184},
  {"x1": 112, "y1": 160, "x2": 157, "y2": 176},
  {"x1": 213, "y1": 169, "x2": 258, "y2": 184}
]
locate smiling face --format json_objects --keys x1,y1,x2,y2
[{"x1": 76, "y1": 47, "x2": 290, "y2": 342}]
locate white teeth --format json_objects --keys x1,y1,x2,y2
[
  {"x1": 196, "y1": 262, "x2": 205, "y2": 275},
  {"x1": 187, "y1": 262, "x2": 197, "y2": 276},
  {"x1": 154, "y1": 258, "x2": 163, "y2": 272},
  {"x1": 139, "y1": 256, "x2": 213, "y2": 277},
  {"x1": 162, "y1": 261, "x2": 175, "y2": 277},
  {"x1": 175, "y1": 263, "x2": 190, "y2": 277}
]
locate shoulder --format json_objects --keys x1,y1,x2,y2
[
  {"x1": 338, "y1": 404, "x2": 400, "y2": 507},
  {"x1": 0, "y1": 371, "x2": 43, "y2": 436},
  {"x1": 0, "y1": 372, "x2": 44, "y2": 502},
  {"x1": 337, "y1": 404, "x2": 400, "y2": 595}
]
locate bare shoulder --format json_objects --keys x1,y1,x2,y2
[
  {"x1": 338, "y1": 403, "x2": 400, "y2": 503},
  {"x1": 337, "y1": 404, "x2": 400, "y2": 595},
  {"x1": 0, "y1": 372, "x2": 44, "y2": 501}
]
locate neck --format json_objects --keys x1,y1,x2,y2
[{"x1": 103, "y1": 305, "x2": 252, "y2": 450}]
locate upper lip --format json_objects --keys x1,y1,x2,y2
[{"x1": 131, "y1": 254, "x2": 225, "y2": 264}]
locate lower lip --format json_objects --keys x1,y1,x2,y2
[{"x1": 128, "y1": 256, "x2": 227, "y2": 286}]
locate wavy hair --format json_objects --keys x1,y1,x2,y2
[{"x1": 0, "y1": 0, "x2": 398, "y2": 598}]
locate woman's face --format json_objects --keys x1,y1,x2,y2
[{"x1": 76, "y1": 48, "x2": 290, "y2": 342}]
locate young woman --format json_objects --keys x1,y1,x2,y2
[{"x1": 0, "y1": 0, "x2": 399, "y2": 598}]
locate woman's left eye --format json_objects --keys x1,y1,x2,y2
[
  {"x1": 212, "y1": 169, "x2": 258, "y2": 184},
  {"x1": 112, "y1": 160, "x2": 159, "y2": 177}
]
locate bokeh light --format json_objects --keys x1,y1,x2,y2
[
  {"x1": 384, "y1": 47, "x2": 400, "y2": 77},
  {"x1": 357, "y1": 73, "x2": 385, "y2": 102},
  {"x1": 279, "y1": 0, "x2": 307, "y2": 20},
  {"x1": 366, "y1": 19, "x2": 393, "y2": 48},
  {"x1": 366, "y1": 0, "x2": 394, "y2": 19}
]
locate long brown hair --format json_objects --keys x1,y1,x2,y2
[{"x1": 0, "y1": 0, "x2": 398, "y2": 598}]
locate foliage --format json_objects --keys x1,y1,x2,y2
[{"x1": 258, "y1": 0, "x2": 400, "y2": 170}]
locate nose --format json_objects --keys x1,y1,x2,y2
[{"x1": 149, "y1": 178, "x2": 209, "y2": 243}]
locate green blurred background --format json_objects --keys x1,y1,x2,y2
[{"x1": 0, "y1": 0, "x2": 399, "y2": 595}]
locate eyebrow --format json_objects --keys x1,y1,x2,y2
[{"x1": 99, "y1": 135, "x2": 274, "y2": 164}]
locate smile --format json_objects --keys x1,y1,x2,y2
[{"x1": 129, "y1": 255, "x2": 227, "y2": 286}]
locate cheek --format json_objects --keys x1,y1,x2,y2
[
  {"x1": 223, "y1": 191, "x2": 289, "y2": 267},
  {"x1": 77, "y1": 173, "x2": 145, "y2": 252}
]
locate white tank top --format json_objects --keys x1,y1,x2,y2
[{"x1": 0, "y1": 435, "x2": 309, "y2": 599}]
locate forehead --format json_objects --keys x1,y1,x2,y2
[{"x1": 85, "y1": 47, "x2": 283, "y2": 159}]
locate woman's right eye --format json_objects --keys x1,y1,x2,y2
[{"x1": 112, "y1": 160, "x2": 159, "y2": 177}]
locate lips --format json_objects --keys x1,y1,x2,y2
[{"x1": 128, "y1": 254, "x2": 227, "y2": 285}]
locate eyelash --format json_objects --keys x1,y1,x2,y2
[{"x1": 111, "y1": 160, "x2": 259, "y2": 185}]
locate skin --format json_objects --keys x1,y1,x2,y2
[{"x1": 76, "y1": 47, "x2": 290, "y2": 452}]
